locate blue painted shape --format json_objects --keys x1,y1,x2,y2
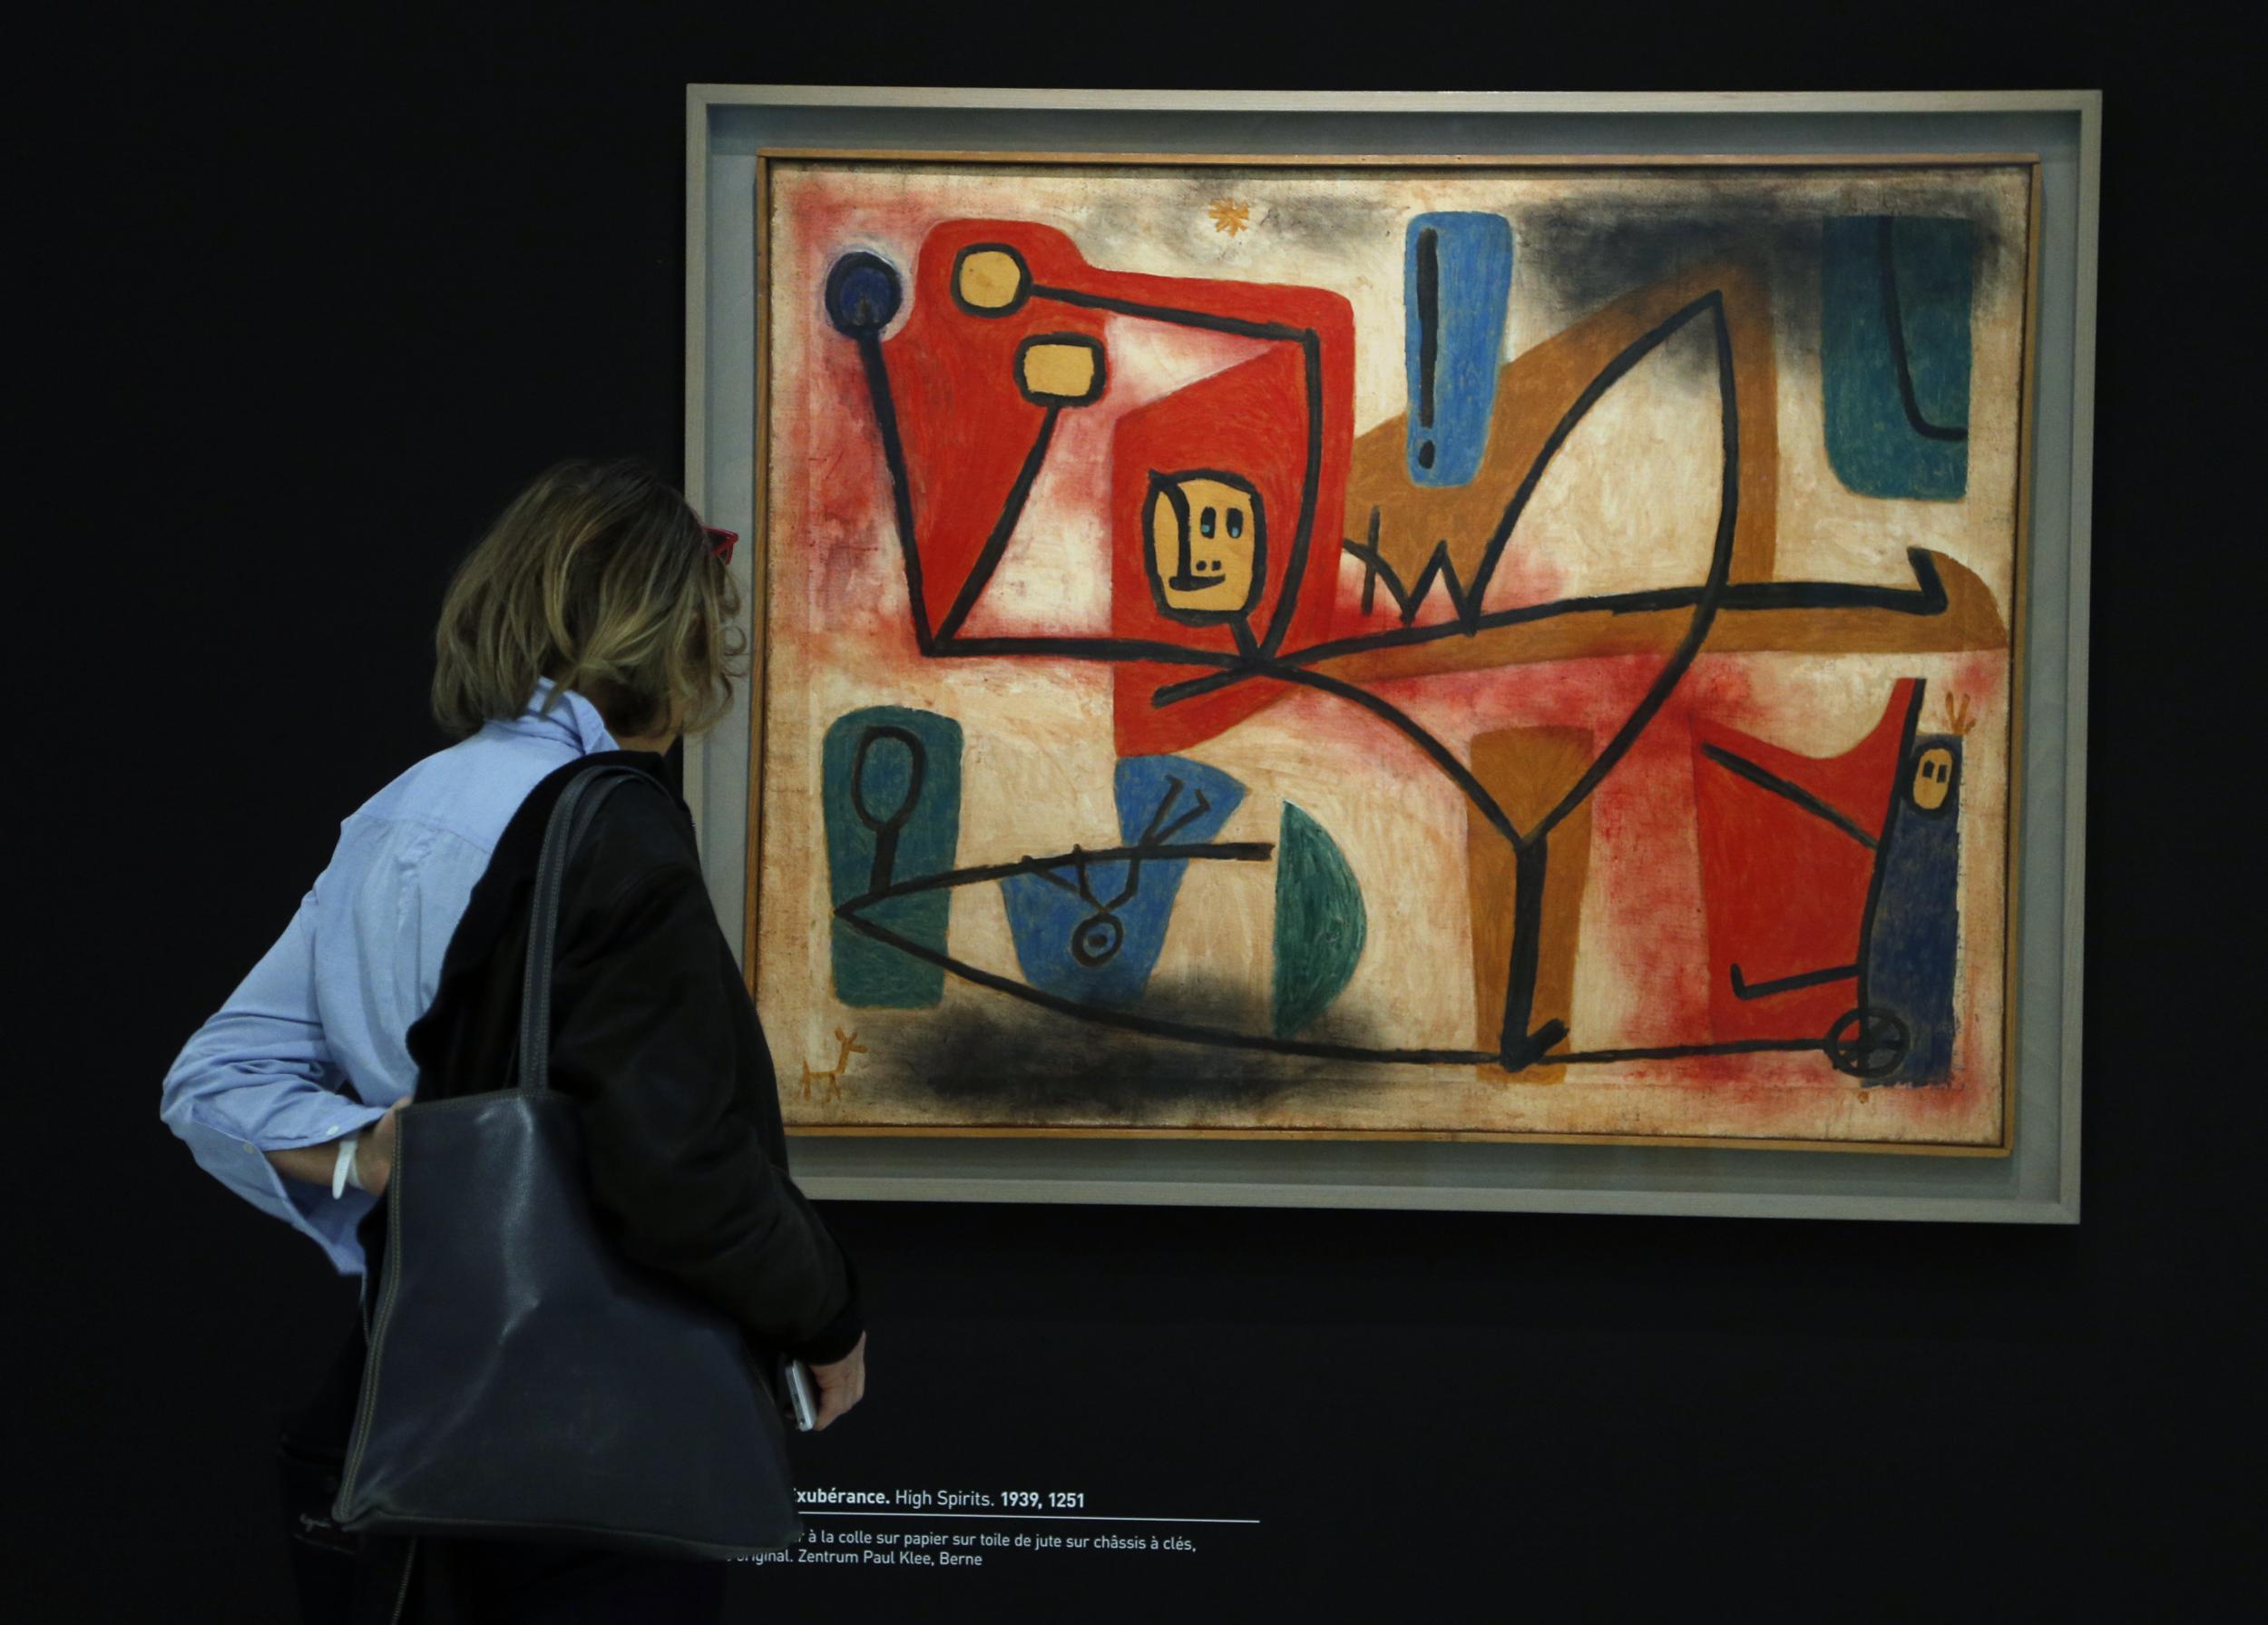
[
  {"x1": 1272, "y1": 802, "x2": 1367, "y2": 1038},
  {"x1": 824, "y1": 250, "x2": 903, "y2": 337},
  {"x1": 1822, "y1": 216, "x2": 1973, "y2": 501},
  {"x1": 822, "y1": 706, "x2": 963, "y2": 1007},
  {"x1": 1863, "y1": 734, "x2": 1962, "y2": 1084},
  {"x1": 1000, "y1": 756, "x2": 1245, "y2": 1009},
  {"x1": 1404, "y1": 212, "x2": 1515, "y2": 487}
]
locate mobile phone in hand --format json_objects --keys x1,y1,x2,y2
[{"x1": 784, "y1": 1357, "x2": 819, "y2": 1432}]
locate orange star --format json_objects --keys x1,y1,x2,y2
[{"x1": 1207, "y1": 199, "x2": 1252, "y2": 237}]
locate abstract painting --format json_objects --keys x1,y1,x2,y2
[{"x1": 750, "y1": 154, "x2": 2034, "y2": 1150}]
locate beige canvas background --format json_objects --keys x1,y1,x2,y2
[{"x1": 755, "y1": 160, "x2": 2029, "y2": 1148}]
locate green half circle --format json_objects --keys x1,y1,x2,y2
[{"x1": 1272, "y1": 802, "x2": 1368, "y2": 1039}]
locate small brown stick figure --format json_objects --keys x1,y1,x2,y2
[{"x1": 799, "y1": 1028, "x2": 866, "y2": 1104}]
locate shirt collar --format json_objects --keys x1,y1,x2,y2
[{"x1": 495, "y1": 678, "x2": 619, "y2": 757}]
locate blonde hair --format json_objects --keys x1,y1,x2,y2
[{"x1": 432, "y1": 459, "x2": 744, "y2": 740}]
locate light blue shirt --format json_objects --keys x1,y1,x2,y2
[{"x1": 160, "y1": 680, "x2": 618, "y2": 1274}]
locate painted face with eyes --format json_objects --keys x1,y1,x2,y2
[
  {"x1": 1911, "y1": 745, "x2": 1956, "y2": 811},
  {"x1": 1146, "y1": 472, "x2": 1266, "y2": 622}
]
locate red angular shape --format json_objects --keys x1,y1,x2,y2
[{"x1": 1690, "y1": 680, "x2": 1915, "y2": 1042}]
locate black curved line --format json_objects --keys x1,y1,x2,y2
[
  {"x1": 1147, "y1": 549, "x2": 1956, "y2": 710},
  {"x1": 840, "y1": 900, "x2": 1842, "y2": 1070},
  {"x1": 933, "y1": 403, "x2": 1062, "y2": 642},
  {"x1": 1878, "y1": 217, "x2": 1968, "y2": 444},
  {"x1": 854, "y1": 330, "x2": 932, "y2": 652},
  {"x1": 1309, "y1": 548, "x2": 1953, "y2": 669},
  {"x1": 835, "y1": 908, "x2": 1501, "y2": 1066},
  {"x1": 1465, "y1": 290, "x2": 1725, "y2": 622},
  {"x1": 1259, "y1": 328, "x2": 1325, "y2": 656},
  {"x1": 838, "y1": 840, "x2": 1274, "y2": 910},
  {"x1": 936, "y1": 635, "x2": 1245, "y2": 668},
  {"x1": 1244, "y1": 661, "x2": 1526, "y2": 850},
  {"x1": 1522, "y1": 292, "x2": 1738, "y2": 849}
]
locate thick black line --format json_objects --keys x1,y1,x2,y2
[
  {"x1": 1028, "y1": 284, "x2": 1306, "y2": 344},
  {"x1": 1730, "y1": 963, "x2": 1861, "y2": 1001},
  {"x1": 1499, "y1": 839, "x2": 1549, "y2": 1055},
  {"x1": 1853, "y1": 678, "x2": 1927, "y2": 1012},
  {"x1": 934, "y1": 404, "x2": 1062, "y2": 643},
  {"x1": 838, "y1": 840, "x2": 1275, "y2": 909},
  {"x1": 1548, "y1": 1038, "x2": 1831, "y2": 1065},
  {"x1": 1415, "y1": 226, "x2": 1440, "y2": 431},
  {"x1": 1302, "y1": 548, "x2": 1953, "y2": 670},
  {"x1": 1522, "y1": 291, "x2": 1738, "y2": 850},
  {"x1": 1878, "y1": 217, "x2": 1968, "y2": 444},
  {"x1": 1246, "y1": 661, "x2": 1526, "y2": 849},
  {"x1": 855, "y1": 330, "x2": 932, "y2": 653},
  {"x1": 837, "y1": 849, "x2": 1842, "y2": 1072},
  {"x1": 834, "y1": 909, "x2": 1501, "y2": 1066},
  {"x1": 1358, "y1": 506, "x2": 1382, "y2": 614},
  {"x1": 1146, "y1": 549, "x2": 1956, "y2": 710},
  {"x1": 1466, "y1": 291, "x2": 1724, "y2": 622},
  {"x1": 1258, "y1": 329, "x2": 1326, "y2": 657},
  {"x1": 938, "y1": 635, "x2": 1245, "y2": 668},
  {"x1": 849, "y1": 724, "x2": 926, "y2": 892},
  {"x1": 1698, "y1": 744, "x2": 1879, "y2": 850}
]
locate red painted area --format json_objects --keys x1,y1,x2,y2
[
  {"x1": 1109, "y1": 339, "x2": 1351, "y2": 755},
  {"x1": 1690, "y1": 679, "x2": 1916, "y2": 1042},
  {"x1": 879, "y1": 222, "x2": 1110, "y2": 639},
  {"x1": 873, "y1": 220, "x2": 1354, "y2": 756}
]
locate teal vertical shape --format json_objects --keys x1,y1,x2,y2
[
  {"x1": 1271, "y1": 802, "x2": 1367, "y2": 1039},
  {"x1": 1822, "y1": 216, "x2": 1973, "y2": 501},
  {"x1": 822, "y1": 706, "x2": 963, "y2": 1007}
]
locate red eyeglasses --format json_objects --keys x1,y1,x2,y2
[{"x1": 701, "y1": 525, "x2": 738, "y2": 566}]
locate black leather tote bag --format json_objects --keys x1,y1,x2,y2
[{"x1": 332, "y1": 764, "x2": 802, "y2": 1558}]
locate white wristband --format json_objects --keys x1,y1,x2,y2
[{"x1": 331, "y1": 1133, "x2": 362, "y2": 1199}]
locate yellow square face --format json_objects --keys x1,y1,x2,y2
[{"x1": 1148, "y1": 474, "x2": 1263, "y2": 620}]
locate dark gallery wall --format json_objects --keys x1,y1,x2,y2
[{"x1": 23, "y1": 5, "x2": 2250, "y2": 1618}]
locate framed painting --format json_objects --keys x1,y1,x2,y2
[{"x1": 686, "y1": 91, "x2": 2095, "y2": 1219}]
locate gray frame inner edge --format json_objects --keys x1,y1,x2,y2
[{"x1": 684, "y1": 89, "x2": 2096, "y2": 1223}]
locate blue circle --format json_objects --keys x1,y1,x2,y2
[{"x1": 826, "y1": 252, "x2": 903, "y2": 337}]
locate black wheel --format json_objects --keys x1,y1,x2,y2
[{"x1": 1825, "y1": 1006, "x2": 1910, "y2": 1080}]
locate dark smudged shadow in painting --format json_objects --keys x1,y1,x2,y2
[{"x1": 877, "y1": 976, "x2": 1413, "y2": 1119}]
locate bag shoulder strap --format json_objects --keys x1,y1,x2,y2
[{"x1": 516, "y1": 763, "x2": 671, "y2": 1094}]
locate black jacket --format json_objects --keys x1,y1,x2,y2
[{"x1": 396, "y1": 749, "x2": 861, "y2": 1365}]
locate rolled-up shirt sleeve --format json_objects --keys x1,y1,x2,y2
[
  {"x1": 159, "y1": 886, "x2": 388, "y2": 1274},
  {"x1": 548, "y1": 852, "x2": 863, "y2": 1364}
]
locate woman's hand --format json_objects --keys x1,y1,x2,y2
[{"x1": 809, "y1": 1333, "x2": 867, "y2": 1431}]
